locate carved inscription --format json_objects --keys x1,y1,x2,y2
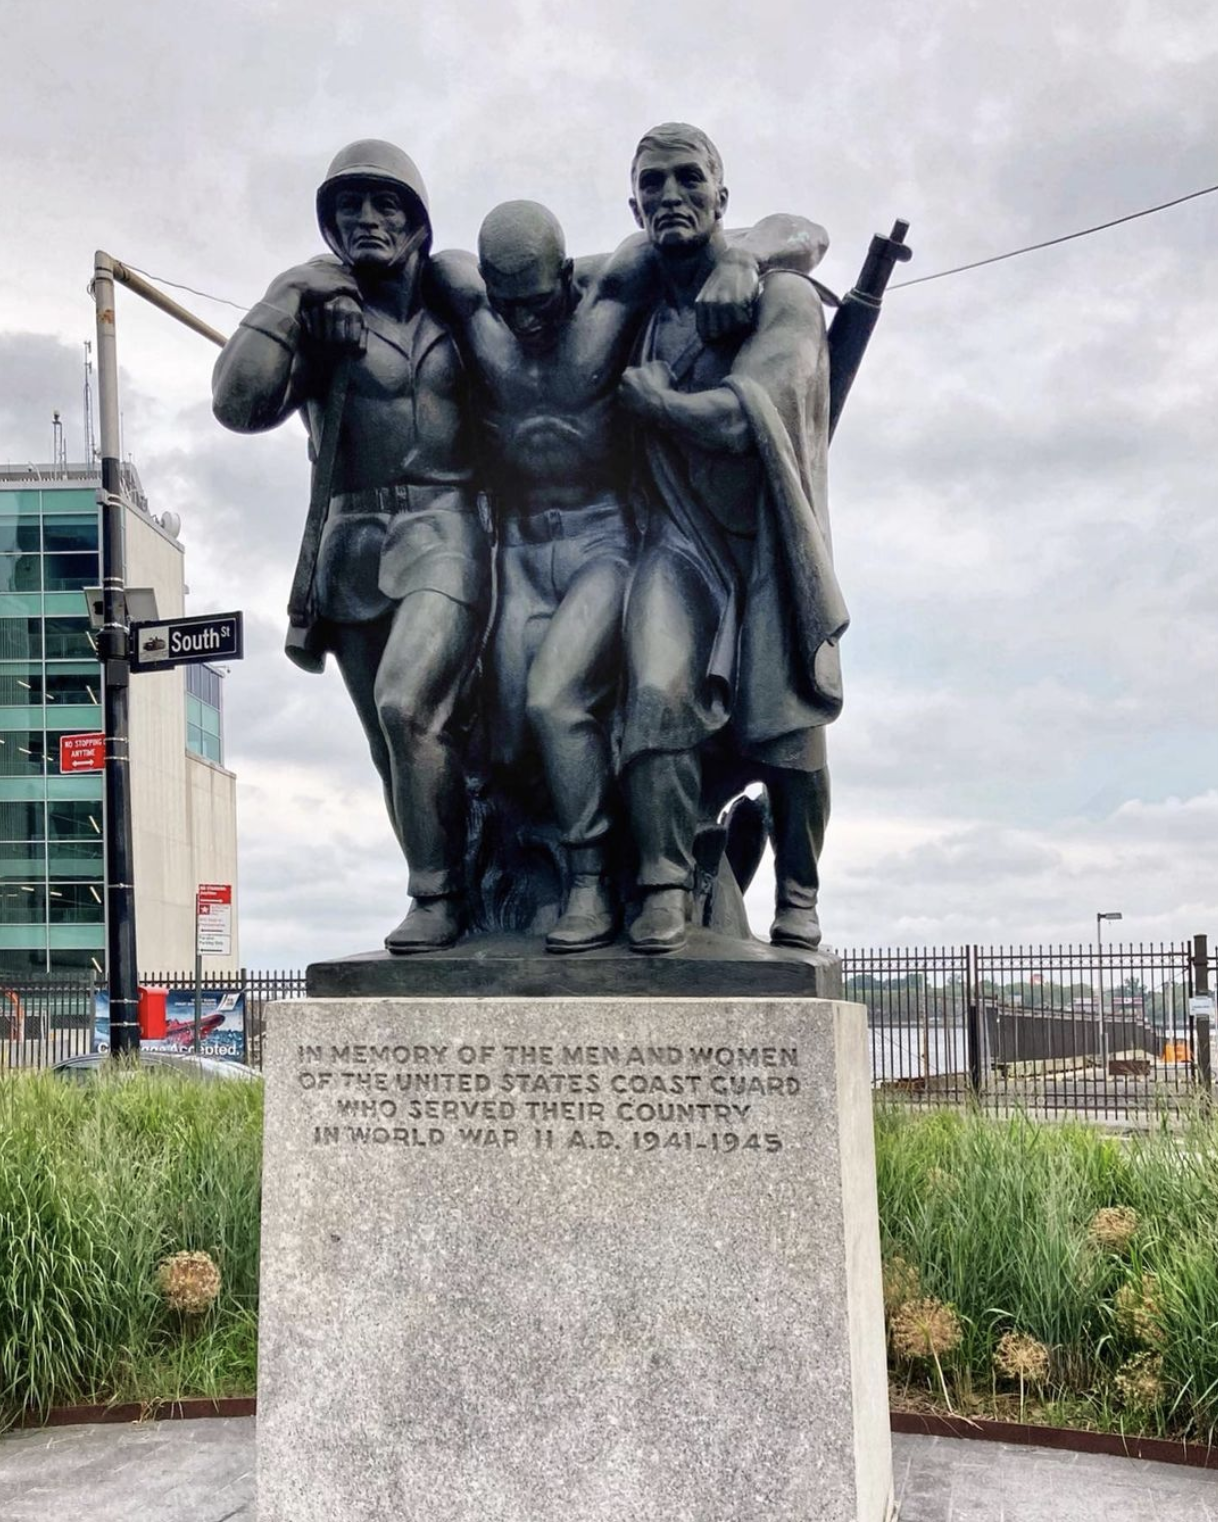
[{"x1": 296, "y1": 1040, "x2": 803, "y2": 1158}]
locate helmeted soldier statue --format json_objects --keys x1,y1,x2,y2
[{"x1": 213, "y1": 140, "x2": 490, "y2": 953}]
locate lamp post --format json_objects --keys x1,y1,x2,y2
[{"x1": 1096, "y1": 911, "x2": 1123, "y2": 1080}]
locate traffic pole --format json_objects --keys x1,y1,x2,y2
[
  {"x1": 194, "y1": 890, "x2": 204, "y2": 1056},
  {"x1": 92, "y1": 252, "x2": 140, "y2": 1056}
]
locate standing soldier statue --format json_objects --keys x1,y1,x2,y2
[
  {"x1": 212, "y1": 141, "x2": 491, "y2": 953},
  {"x1": 618, "y1": 122, "x2": 845, "y2": 954}
]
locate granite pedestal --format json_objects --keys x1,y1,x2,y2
[{"x1": 259, "y1": 992, "x2": 893, "y2": 1521}]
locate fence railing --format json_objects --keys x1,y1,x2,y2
[
  {"x1": 2, "y1": 943, "x2": 1214, "y2": 1125},
  {"x1": 0, "y1": 968, "x2": 307, "y2": 1072},
  {"x1": 139, "y1": 968, "x2": 307, "y2": 1070},
  {"x1": 846, "y1": 938, "x2": 1214, "y2": 1120}
]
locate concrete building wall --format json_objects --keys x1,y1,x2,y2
[{"x1": 125, "y1": 505, "x2": 239, "y2": 972}]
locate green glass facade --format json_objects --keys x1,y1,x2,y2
[
  {"x1": 186, "y1": 662, "x2": 223, "y2": 765},
  {"x1": 0, "y1": 483, "x2": 104, "y2": 975}
]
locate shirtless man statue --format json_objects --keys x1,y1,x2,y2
[
  {"x1": 212, "y1": 140, "x2": 489, "y2": 954},
  {"x1": 429, "y1": 203, "x2": 825, "y2": 952}
]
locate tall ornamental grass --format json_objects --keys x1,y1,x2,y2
[
  {"x1": 0, "y1": 1067, "x2": 261, "y2": 1425},
  {"x1": 8, "y1": 1069, "x2": 1218, "y2": 1442},
  {"x1": 876, "y1": 1106, "x2": 1218, "y2": 1438}
]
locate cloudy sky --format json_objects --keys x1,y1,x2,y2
[{"x1": 2, "y1": 0, "x2": 1216, "y2": 965}]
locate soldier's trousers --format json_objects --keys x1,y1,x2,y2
[
  {"x1": 621, "y1": 534, "x2": 828, "y2": 905},
  {"x1": 490, "y1": 501, "x2": 634, "y2": 848},
  {"x1": 331, "y1": 588, "x2": 483, "y2": 900},
  {"x1": 624, "y1": 746, "x2": 829, "y2": 907}
]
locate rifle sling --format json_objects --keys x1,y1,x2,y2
[{"x1": 288, "y1": 354, "x2": 352, "y2": 626}]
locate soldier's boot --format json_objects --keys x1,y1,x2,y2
[
  {"x1": 546, "y1": 845, "x2": 619, "y2": 954},
  {"x1": 384, "y1": 894, "x2": 466, "y2": 954},
  {"x1": 767, "y1": 766, "x2": 828, "y2": 952},
  {"x1": 770, "y1": 898, "x2": 822, "y2": 950},
  {"x1": 628, "y1": 886, "x2": 691, "y2": 955}
]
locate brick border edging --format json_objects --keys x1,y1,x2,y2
[
  {"x1": 14, "y1": 1399, "x2": 1218, "y2": 1471},
  {"x1": 890, "y1": 1409, "x2": 1218, "y2": 1470}
]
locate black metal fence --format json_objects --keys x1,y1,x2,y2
[
  {"x1": 139, "y1": 968, "x2": 307, "y2": 1070},
  {"x1": 3, "y1": 944, "x2": 1215, "y2": 1125},
  {"x1": 846, "y1": 938, "x2": 1215, "y2": 1119},
  {"x1": 0, "y1": 968, "x2": 307, "y2": 1072},
  {"x1": 0, "y1": 976, "x2": 97, "y2": 1066}
]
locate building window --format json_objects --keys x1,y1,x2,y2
[
  {"x1": 0, "y1": 884, "x2": 47, "y2": 923},
  {"x1": 186, "y1": 664, "x2": 224, "y2": 764},
  {"x1": 44, "y1": 617, "x2": 97, "y2": 661}
]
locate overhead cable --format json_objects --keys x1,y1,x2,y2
[{"x1": 892, "y1": 180, "x2": 1218, "y2": 290}]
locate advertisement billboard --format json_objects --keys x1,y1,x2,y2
[{"x1": 93, "y1": 987, "x2": 246, "y2": 1061}]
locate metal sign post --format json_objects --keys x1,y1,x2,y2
[
  {"x1": 87, "y1": 251, "x2": 228, "y2": 1059},
  {"x1": 193, "y1": 903, "x2": 203, "y2": 1057},
  {"x1": 195, "y1": 885, "x2": 234, "y2": 1055},
  {"x1": 93, "y1": 253, "x2": 140, "y2": 1056}
]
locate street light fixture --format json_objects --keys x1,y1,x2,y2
[{"x1": 1095, "y1": 911, "x2": 1123, "y2": 1080}]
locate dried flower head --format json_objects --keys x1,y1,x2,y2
[
  {"x1": 1115, "y1": 1352, "x2": 1166, "y2": 1410},
  {"x1": 1115, "y1": 1273, "x2": 1165, "y2": 1348},
  {"x1": 993, "y1": 1331, "x2": 1052, "y2": 1385},
  {"x1": 1088, "y1": 1206, "x2": 1140, "y2": 1253},
  {"x1": 157, "y1": 1250, "x2": 221, "y2": 1315},
  {"x1": 882, "y1": 1256, "x2": 922, "y2": 1316},
  {"x1": 890, "y1": 1297, "x2": 963, "y2": 1362}
]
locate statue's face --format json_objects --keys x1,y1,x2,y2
[
  {"x1": 630, "y1": 146, "x2": 727, "y2": 251},
  {"x1": 333, "y1": 184, "x2": 414, "y2": 271},
  {"x1": 484, "y1": 255, "x2": 571, "y2": 352}
]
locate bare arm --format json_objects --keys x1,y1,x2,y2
[
  {"x1": 620, "y1": 273, "x2": 823, "y2": 455},
  {"x1": 725, "y1": 215, "x2": 828, "y2": 276},
  {"x1": 425, "y1": 249, "x2": 488, "y2": 337},
  {"x1": 588, "y1": 233, "x2": 660, "y2": 309},
  {"x1": 212, "y1": 259, "x2": 360, "y2": 433},
  {"x1": 586, "y1": 216, "x2": 827, "y2": 345},
  {"x1": 697, "y1": 215, "x2": 828, "y2": 340},
  {"x1": 620, "y1": 360, "x2": 752, "y2": 454}
]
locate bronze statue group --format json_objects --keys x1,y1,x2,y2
[{"x1": 213, "y1": 124, "x2": 854, "y2": 959}]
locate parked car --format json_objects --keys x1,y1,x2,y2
[{"x1": 52, "y1": 1051, "x2": 259, "y2": 1082}]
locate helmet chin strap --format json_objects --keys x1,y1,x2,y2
[{"x1": 346, "y1": 221, "x2": 430, "y2": 279}]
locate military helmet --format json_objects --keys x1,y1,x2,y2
[{"x1": 316, "y1": 140, "x2": 432, "y2": 262}]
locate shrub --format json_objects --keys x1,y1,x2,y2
[
  {"x1": 0, "y1": 1067, "x2": 261, "y2": 1425},
  {"x1": 876, "y1": 1103, "x2": 1218, "y2": 1440}
]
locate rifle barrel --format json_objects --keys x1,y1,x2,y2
[{"x1": 826, "y1": 221, "x2": 912, "y2": 441}]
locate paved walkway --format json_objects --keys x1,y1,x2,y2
[{"x1": 2, "y1": 1415, "x2": 1217, "y2": 1520}]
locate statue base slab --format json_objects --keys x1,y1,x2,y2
[
  {"x1": 258, "y1": 994, "x2": 894, "y2": 1522},
  {"x1": 306, "y1": 927, "x2": 843, "y2": 999}
]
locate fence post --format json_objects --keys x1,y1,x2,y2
[
  {"x1": 966, "y1": 945, "x2": 983, "y2": 1099},
  {"x1": 239, "y1": 965, "x2": 251, "y2": 1066},
  {"x1": 1192, "y1": 934, "x2": 1213, "y2": 1100}
]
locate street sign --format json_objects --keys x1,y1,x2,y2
[
  {"x1": 1189, "y1": 995, "x2": 1215, "y2": 1022},
  {"x1": 131, "y1": 611, "x2": 243, "y2": 671},
  {"x1": 196, "y1": 883, "x2": 233, "y2": 957},
  {"x1": 60, "y1": 732, "x2": 106, "y2": 773}
]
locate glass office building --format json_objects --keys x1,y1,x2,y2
[
  {"x1": 0, "y1": 467, "x2": 237, "y2": 975},
  {"x1": 0, "y1": 475, "x2": 106, "y2": 974}
]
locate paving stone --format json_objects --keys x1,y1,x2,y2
[{"x1": 3, "y1": 1414, "x2": 1218, "y2": 1519}]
